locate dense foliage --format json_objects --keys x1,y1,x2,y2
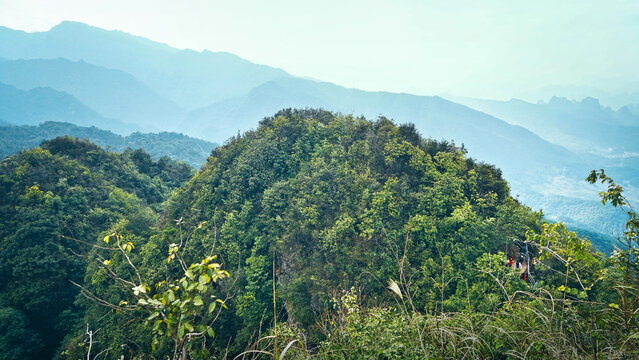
[
  {"x1": 0, "y1": 137, "x2": 193, "y2": 359},
  {"x1": 60, "y1": 109, "x2": 545, "y2": 358},
  {"x1": 3, "y1": 110, "x2": 638, "y2": 359}
]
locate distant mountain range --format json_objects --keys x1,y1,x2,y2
[
  {"x1": 533, "y1": 83, "x2": 639, "y2": 112},
  {"x1": 451, "y1": 95, "x2": 639, "y2": 196},
  {"x1": 0, "y1": 58, "x2": 184, "y2": 130},
  {"x1": 0, "y1": 122, "x2": 216, "y2": 168},
  {"x1": 0, "y1": 80, "x2": 134, "y2": 133},
  {"x1": 0, "y1": 21, "x2": 636, "y2": 241},
  {"x1": 0, "y1": 21, "x2": 290, "y2": 109},
  {"x1": 453, "y1": 96, "x2": 639, "y2": 157}
]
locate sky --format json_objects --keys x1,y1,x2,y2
[{"x1": 1, "y1": 0, "x2": 638, "y2": 102}]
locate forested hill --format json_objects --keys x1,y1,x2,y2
[
  {"x1": 65, "y1": 109, "x2": 545, "y2": 358},
  {"x1": 0, "y1": 137, "x2": 195, "y2": 359},
  {"x1": 0, "y1": 121, "x2": 217, "y2": 168},
  {"x1": 1, "y1": 110, "x2": 636, "y2": 359}
]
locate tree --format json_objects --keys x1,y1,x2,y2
[
  {"x1": 0, "y1": 307, "x2": 42, "y2": 360},
  {"x1": 69, "y1": 224, "x2": 229, "y2": 360}
]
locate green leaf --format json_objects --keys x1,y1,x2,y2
[
  {"x1": 177, "y1": 325, "x2": 184, "y2": 339},
  {"x1": 208, "y1": 302, "x2": 216, "y2": 314},
  {"x1": 193, "y1": 296, "x2": 203, "y2": 306},
  {"x1": 207, "y1": 327, "x2": 215, "y2": 338},
  {"x1": 152, "y1": 320, "x2": 162, "y2": 331}
]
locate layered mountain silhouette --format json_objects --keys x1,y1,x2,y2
[
  {"x1": 0, "y1": 58, "x2": 184, "y2": 130},
  {"x1": 0, "y1": 81, "x2": 134, "y2": 133},
  {"x1": 0, "y1": 21, "x2": 290, "y2": 109},
  {"x1": 454, "y1": 96, "x2": 639, "y2": 157},
  {"x1": 0, "y1": 21, "x2": 634, "y2": 239}
]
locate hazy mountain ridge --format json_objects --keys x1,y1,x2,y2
[
  {"x1": 0, "y1": 121, "x2": 217, "y2": 167},
  {"x1": 0, "y1": 80, "x2": 136, "y2": 133},
  {"x1": 452, "y1": 96, "x2": 639, "y2": 156},
  {"x1": 0, "y1": 21, "x2": 291, "y2": 109},
  {"x1": 533, "y1": 83, "x2": 639, "y2": 111},
  {"x1": 451, "y1": 95, "x2": 639, "y2": 191},
  {"x1": 186, "y1": 77, "x2": 578, "y2": 162},
  {"x1": 0, "y1": 58, "x2": 184, "y2": 130}
]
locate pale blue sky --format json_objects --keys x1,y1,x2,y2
[{"x1": 1, "y1": 0, "x2": 638, "y2": 102}]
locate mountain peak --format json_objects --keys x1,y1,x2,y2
[
  {"x1": 50, "y1": 20, "x2": 92, "y2": 30},
  {"x1": 581, "y1": 96, "x2": 601, "y2": 108},
  {"x1": 48, "y1": 21, "x2": 108, "y2": 35},
  {"x1": 548, "y1": 96, "x2": 572, "y2": 105}
]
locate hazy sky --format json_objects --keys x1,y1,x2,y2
[{"x1": 1, "y1": 0, "x2": 638, "y2": 101}]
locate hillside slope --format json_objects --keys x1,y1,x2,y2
[{"x1": 0, "y1": 138, "x2": 193, "y2": 359}]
